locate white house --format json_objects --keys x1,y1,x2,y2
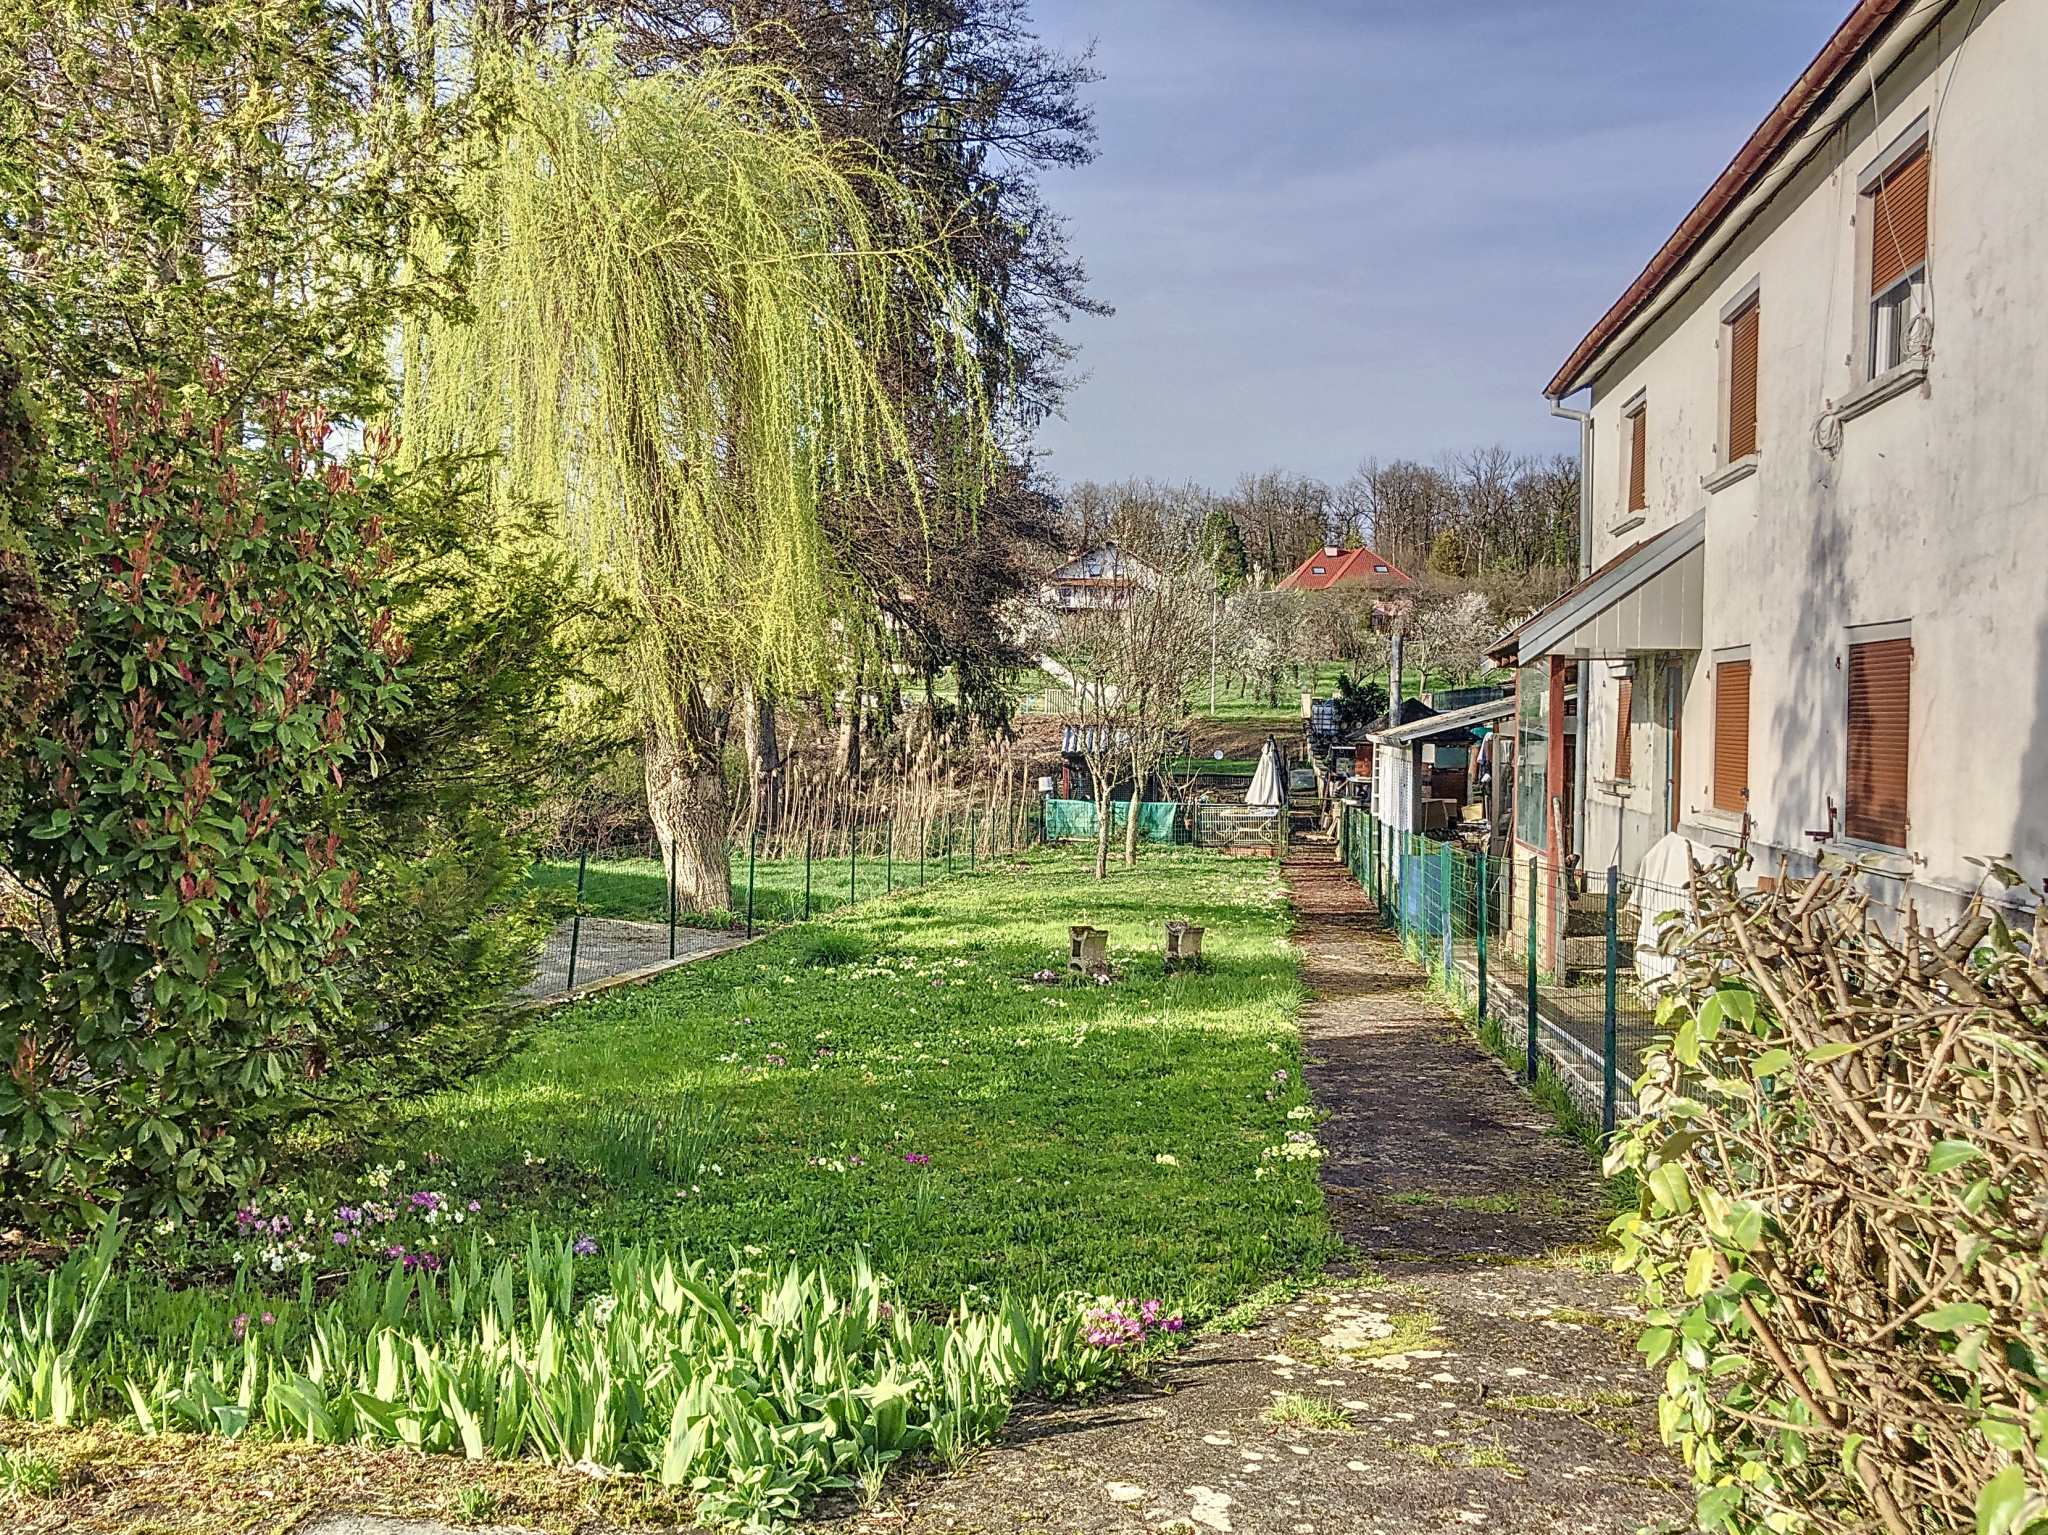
[
  {"x1": 1498, "y1": 0, "x2": 2048, "y2": 942},
  {"x1": 1038, "y1": 544, "x2": 1159, "y2": 612}
]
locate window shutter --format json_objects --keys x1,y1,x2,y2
[
  {"x1": 1845, "y1": 638, "x2": 1911, "y2": 847},
  {"x1": 1727, "y1": 302, "x2": 1760, "y2": 460},
  {"x1": 1627, "y1": 409, "x2": 1647, "y2": 512},
  {"x1": 1712, "y1": 659, "x2": 1750, "y2": 814},
  {"x1": 1614, "y1": 677, "x2": 1634, "y2": 781},
  {"x1": 1869, "y1": 151, "x2": 1930, "y2": 294}
]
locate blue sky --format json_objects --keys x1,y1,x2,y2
[{"x1": 1024, "y1": 0, "x2": 1852, "y2": 488}]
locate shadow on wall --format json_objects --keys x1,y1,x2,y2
[
  {"x1": 1765, "y1": 453, "x2": 1855, "y2": 865},
  {"x1": 2013, "y1": 612, "x2": 2048, "y2": 893}
]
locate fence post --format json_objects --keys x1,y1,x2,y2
[
  {"x1": 667, "y1": 840, "x2": 677, "y2": 960},
  {"x1": 565, "y1": 847, "x2": 589, "y2": 993},
  {"x1": 746, "y1": 828, "x2": 758, "y2": 939},
  {"x1": 803, "y1": 832, "x2": 812, "y2": 921},
  {"x1": 970, "y1": 810, "x2": 977, "y2": 874},
  {"x1": 1477, "y1": 851, "x2": 1489, "y2": 1026},
  {"x1": 1603, "y1": 866, "x2": 1620, "y2": 1137},
  {"x1": 946, "y1": 811, "x2": 954, "y2": 875},
  {"x1": 920, "y1": 818, "x2": 927, "y2": 886},
  {"x1": 886, "y1": 821, "x2": 893, "y2": 892},
  {"x1": 1525, "y1": 855, "x2": 1539, "y2": 1083},
  {"x1": 850, "y1": 816, "x2": 859, "y2": 906}
]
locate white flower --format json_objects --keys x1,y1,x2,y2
[
  {"x1": 1155, "y1": 1154, "x2": 1179, "y2": 1166},
  {"x1": 1286, "y1": 1105, "x2": 1316, "y2": 1121}
]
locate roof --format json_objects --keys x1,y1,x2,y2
[
  {"x1": 1489, "y1": 512, "x2": 1707, "y2": 666},
  {"x1": 1548, "y1": 0, "x2": 1940, "y2": 398},
  {"x1": 1370, "y1": 695, "x2": 1515, "y2": 748},
  {"x1": 1044, "y1": 544, "x2": 1157, "y2": 585},
  {"x1": 1277, "y1": 544, "x2": 1413, "y2": 592}
]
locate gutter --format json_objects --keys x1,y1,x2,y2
[{"x1": 1547, "y1": 0, "x2": 1949, "y2": 398}]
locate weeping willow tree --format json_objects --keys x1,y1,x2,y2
[{"x1": 405, "y1": 44, "x2": 989, "y2": 908}]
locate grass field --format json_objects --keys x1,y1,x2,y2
[{"x1": 386, "y1": 847, "x2": 1336, "y2": 1316}]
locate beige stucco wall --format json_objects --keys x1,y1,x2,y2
[{"x1": 1569, "y1": 0, "x2": 2048, "y2": 916}]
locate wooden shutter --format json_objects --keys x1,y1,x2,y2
[
  {"x1": 1727, "y1": 302, "x2": 1760, "y2": 460},
  {"x1": 1846, "y1": 638, "x2": 1911, "y2": 846},
  {"x1": 1869, "y1": 151, "x2": 1930, "y2": 294},
  {"x1": 1627, "y1": 408, "x2": 1647, "y2": 512},
  {"x1": 1712, "y1": 659, "x2": 1750, "y2": 814},
  {"x1": 1614, "y1": 677, "x2": 1634, "y2": 781}
]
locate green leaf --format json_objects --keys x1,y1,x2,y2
[
  {"x1": 1977, "y1": 1464, "x2": 2028, "y2": 1535},
  {"x1": 1923, "y1": 1303, "x2": 1993, "y2": 1333},
  {"x1": 1929, "y1": 1140, "x2": 1985, "y2": 1175},
  {"x1": 1649, "y1": 1163, "x2": 1692, "y2": 1216},
  {"x1": 1806, "y1": 1040, "x2": 1860, "y2": 1062},
  {"x1": 1750, "y1": 1048, "x2": 1793, "y2": 1079}
]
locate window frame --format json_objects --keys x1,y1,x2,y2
[
  {"x1": 1842, "y1": 622, "x2": 1913, "y2": 851},
  {"x1": 1622, "y1": 397, "x2": 1648, "y2": 515},
  {"x1": 1718, "y1": 278, "x2": 1762, "y2": 465},
  {"x1": 1856, "y1": 117, "x2": 1930, "y2": 382}
]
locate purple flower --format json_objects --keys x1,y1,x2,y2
[
  {"x1": 231, "y1": 1313, "x2": 249, "y2": 1340},
  {"x1": 904, "y1": 1152, "x2": 931, "y2": 1166},
  {"x1": 260, "y1": 1312, "x2": 275, "y2": 1326},
  {"x1": 573, "y1": 1234, "x2": 599, "y2": 1257},
  {"x1": 333, "y1": 1231, "x2": 351, "y2": 1245},
  {"x1": 467, "y1": 1200, "x2": 481, "y2": 1212},
  {"x1": 764, "y1": 1055, "x2": 786, "y2": 1067},
  {"x1": 1272, "y1": 1069, "x2": 1288, "y2": 1083}
]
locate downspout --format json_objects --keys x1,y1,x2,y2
[{"x1": 1550, "y1": 391, "x2": 1594, "y2": 873}]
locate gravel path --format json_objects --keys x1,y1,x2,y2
[{"x1": 811, "y1": 844, "x2": 1690, "y2": 1535}]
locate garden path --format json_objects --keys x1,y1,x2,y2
[
  {"x1": 522, "y1": 917, "x2": 744, "y2": 1001},
  {"x1": 815, "y1": 844, "x2": 1690, "y2": 1535}
]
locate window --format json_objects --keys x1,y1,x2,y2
[
  {"x1": 1514, "y1": 664, "x2": 1549, "y2": 847},
  {"x1": 1867, "y1": 148, "x2": 1929, "y2": 377},
  {"x1": 1626, "y1": 405, "x2": 1648, "y2": 513},
  {"x1": 1726, "y1": 299, "x2": 1760, "y2": 460},
  {"x1": 1311, "y1": 566, "x2": 1326, "y2": 575},
  {"x1": 1712, "y1": 657, "x2": 1750, "y2": 814},
  {"x1": 1374, "y1": 564, "x2": 1389, "y2": 572},
  {"x1": 1613, "y1": 675, "x2": 1634, "y2": 781},
  {"x1": 1845, "y1": 636, "x2": 1911, "y2": 847}
]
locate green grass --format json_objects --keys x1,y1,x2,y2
[
  {"x1": 1264, "y1": 1392, "x2": 1354, "y2": 1431},
  {"x1": 365, "y1": 847, "x2": 1337, "y2": 1318},
  {"x1": 524, "y1": 839, "x2": 988, "y2": 929}
]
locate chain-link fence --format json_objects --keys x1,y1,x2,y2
[
  {"x1": 1335, "y1": 805, "x2": 1697, "y2": 1133},
  {"x1": 526, "y1": 801, "x2": 1045, "y2": 999}
]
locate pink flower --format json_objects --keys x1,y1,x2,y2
[{"x1": 904, "y1": 1152, "x2": 931, "y2": 1166}]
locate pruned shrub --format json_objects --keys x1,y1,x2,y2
[{"x1": 1608, "y1": 862, "x2": 2048, "y2": 1535}]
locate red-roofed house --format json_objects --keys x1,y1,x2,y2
[{"x1": 1276, "y1": 545, "x2": 1412, "y2": 593}]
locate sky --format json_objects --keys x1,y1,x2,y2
[{"x1": 1023, "y1": 0, "x2": 1854, "y2": 490}]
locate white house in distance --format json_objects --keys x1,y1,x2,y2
[
  {"x1": 1494, "y1": 0, "x2": 2048, "y2": 944},
  {"x1": 1039, "y1": 544, "x2": 1159, "y2": 612}
]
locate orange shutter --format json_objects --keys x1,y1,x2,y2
[
  {"x1": 1869, "y1": 151, "x2": 1930, "y2": 294},
  {"x1": 1845, "y1": 638, "x2": 1911, "y2": 847},
  {"x1": 1627, "y1": 409, "x2": 1647, "y2": 512},
  {"x1": 1713, "y1": 660, "x2": 1750, "y2": 814},
  {"x1": 1614, "y1": 677, "x2": 1634, "y2": 781},
  {"x1": 1727, "y1": 302, "x2": 1760, "y2": 460}
]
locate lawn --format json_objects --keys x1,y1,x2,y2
[
  {"x1": 384, "y1": 845, "x2": 1337, "y2": 1316},
  {"x1": 0, "y1": 848, "x2": 1338, "y2": 1524}
]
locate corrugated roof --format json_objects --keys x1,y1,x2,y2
[
  {"x1": 1277, "y1": 545, "x2": 1413, "y2": 592},
  {"x1": 1370, "y1": 695, "x2": 1515, "y2": 746}
]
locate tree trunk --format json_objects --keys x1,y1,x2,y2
[
  {"x1": 1092, "y1": 770, "x2": 1112, "y2": 880},
  {"x1": 647, "y1": 702, "x2": 731, "y2": 913},
  {"x1": 1123, "y1": 759, "x2": 1142, "y2": 867}
]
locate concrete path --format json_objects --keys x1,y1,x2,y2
[{"x1": 523, "y1": 917, "x2": 743, "y2": 1001}]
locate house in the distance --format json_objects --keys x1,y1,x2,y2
[
  {"x1": 1497, "y1": 0, "x2": 2048, "y2": 937},
  {"x1": 1277, "y1": 545, "x2": 1413, "y2": 594},
  {"x1": 1039, "y1": 544, "x2": 1158, "y2": 611}
]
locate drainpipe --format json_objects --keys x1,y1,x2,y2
[{"x1": 1549, "y1": 392, "x2": 1594, "y2": 581}]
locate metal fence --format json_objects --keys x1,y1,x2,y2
[
  {"x1": 531, "y1": 802, "x2": 1044, "y2": 998},
  {"x1": 1335, "y1": 806, "x2": 1692, "y2": 1133}
]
